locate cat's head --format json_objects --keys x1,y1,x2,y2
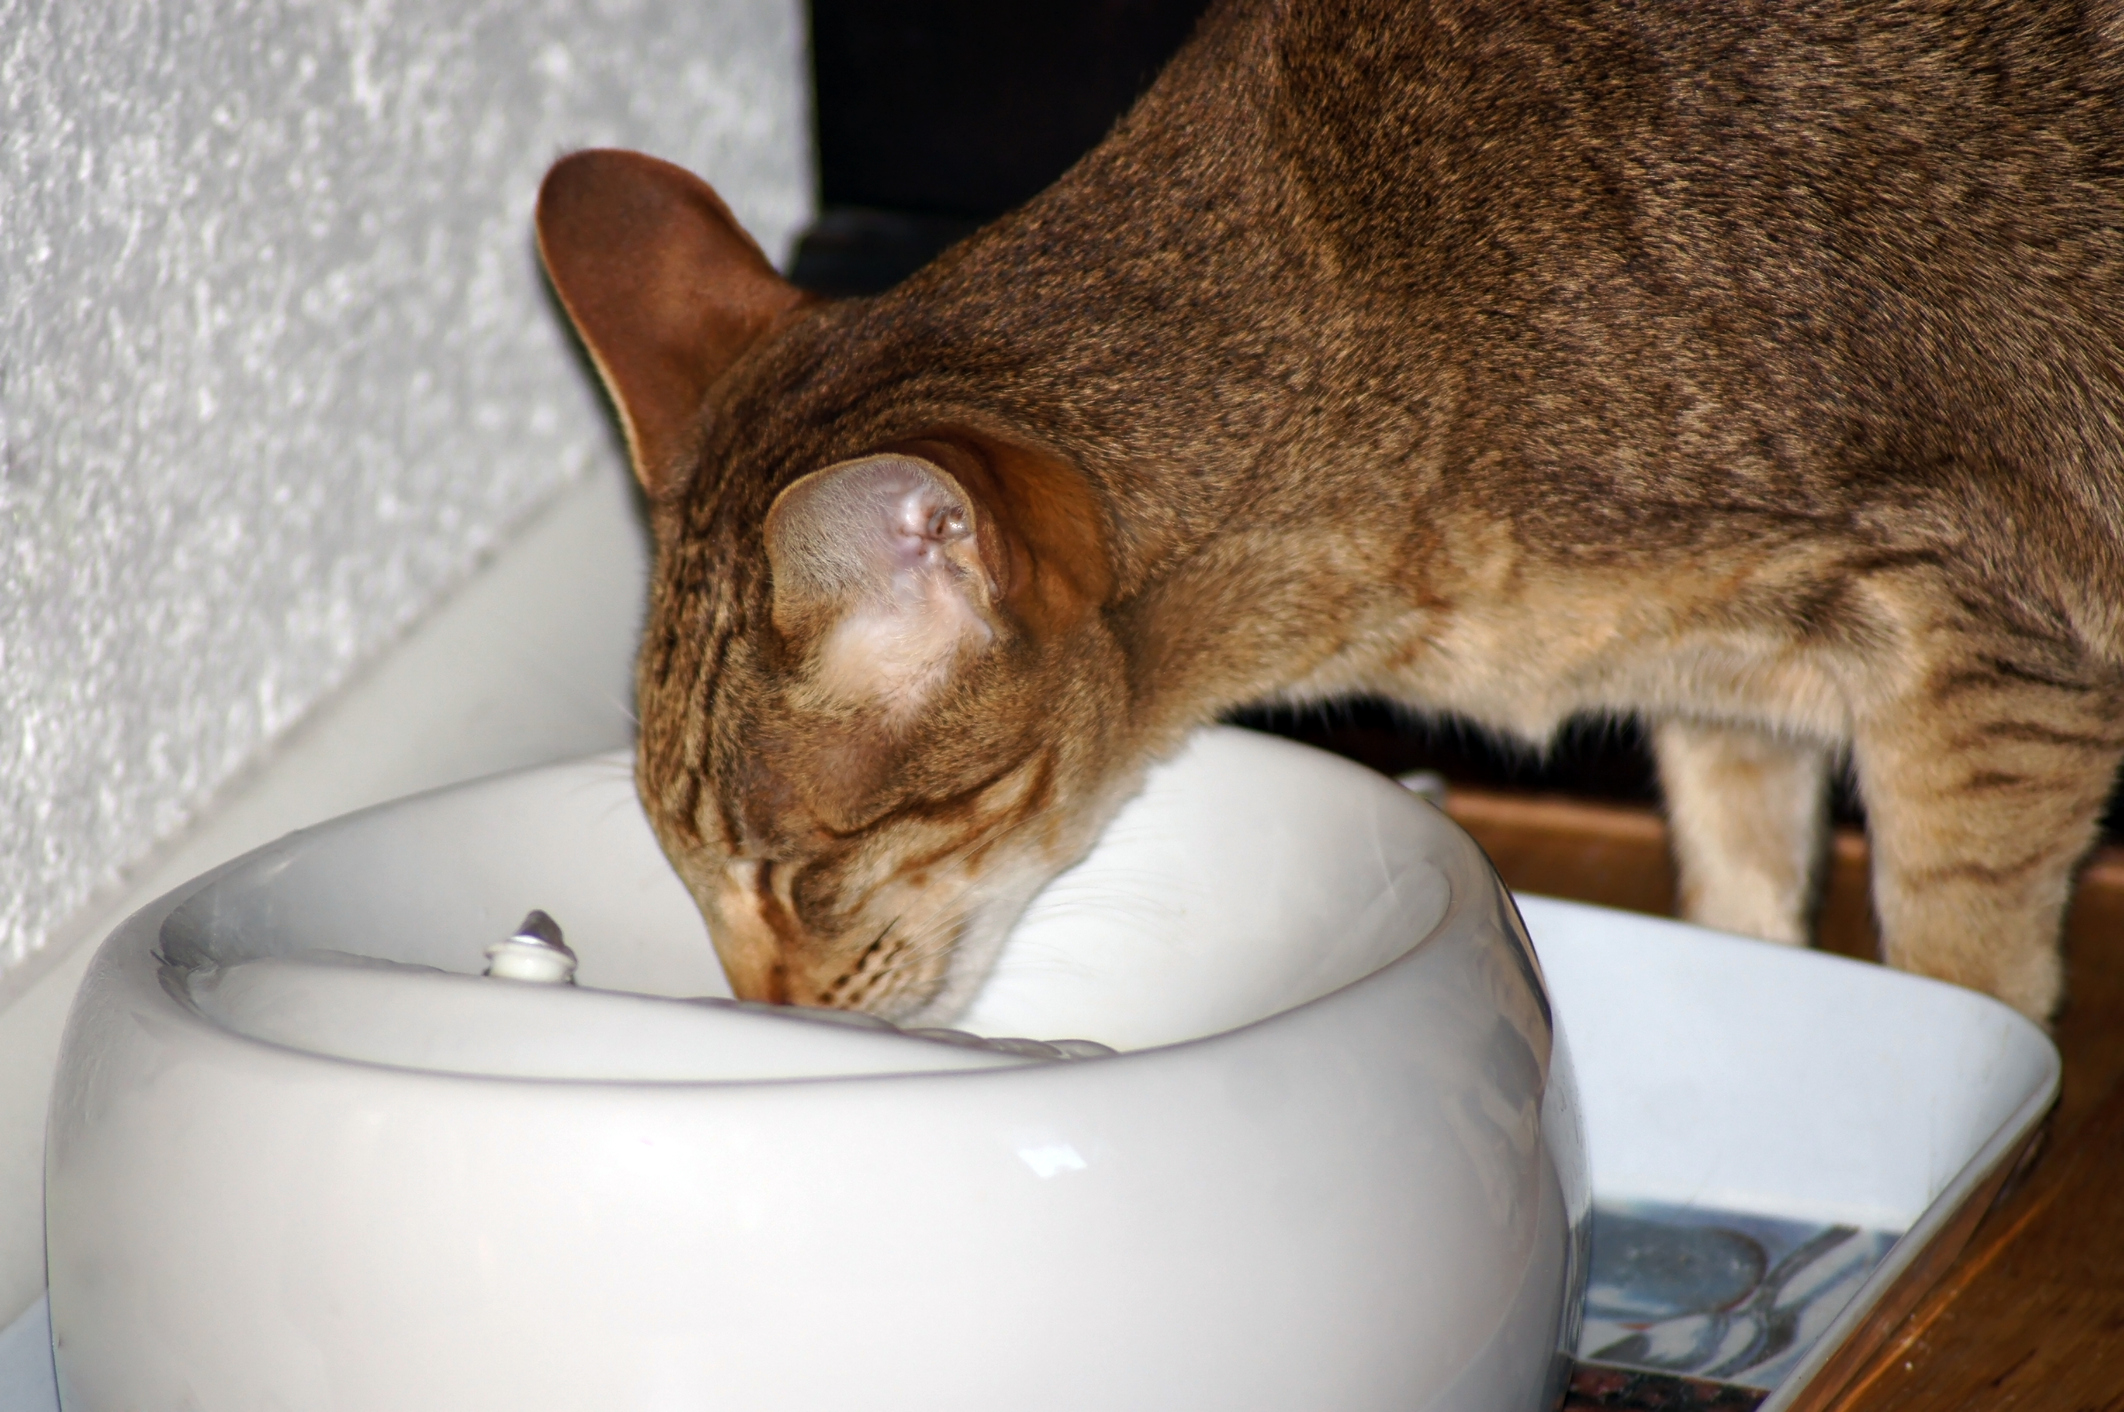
[{"x1": 536, "y1": 150, "x2": 1140, "y2": 1022}]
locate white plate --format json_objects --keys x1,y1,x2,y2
[{"x1": 1524, "y1": 895, "x2": 2059, "y2": 1407}]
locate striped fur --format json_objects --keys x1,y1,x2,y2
[{"x1": 541, "y1": 0, "x2": 2124, "y2": 1022}]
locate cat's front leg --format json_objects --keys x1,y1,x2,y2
[
  {"x1": 1852, "y1": 666, "x2": 2124, "y2": 1022},
  {"x1": 1652, "y1": 719, "x2": 1833, "y2": 946}
]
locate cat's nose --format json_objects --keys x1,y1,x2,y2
[
  {"x1": 705, "y1": 865, "x2": 936, "y2": 1014},
  {"x1": 718, "y1": 943, "x2": 849, "y2": 1011}
]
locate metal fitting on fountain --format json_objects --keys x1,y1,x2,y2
[{"x1": 483, "y1": 909, "x2": 578, "y2": 984}]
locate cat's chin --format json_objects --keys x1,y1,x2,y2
[
  {"x1": 886, "y1": 864, "x2": 1056, "y2": 1028},
  {"x1": 885, "y1": 914, "x2": 1015, "y2": 1029}
]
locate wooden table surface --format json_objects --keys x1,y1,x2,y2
[{"x1": 1442, "y1": 788, "x2": 2124, "y2": 1411}]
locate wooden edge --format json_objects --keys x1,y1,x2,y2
[
  {"x1": 1442, "y1": 786, "x2": 2124, "y2": 889},
  {"x1": 1443, "y1": 789, "x2": 1669, "y2": 845},
  {"x1": 2078, "y1": 844, "x2": 2124, "y2": 892},
  {"x1": 1785, "y1": 1128, "x2": 2043, "y2": 1412}
]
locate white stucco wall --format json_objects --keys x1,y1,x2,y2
[{"x1": 0, "y1": 0, "x2": 812, "y2": 981}]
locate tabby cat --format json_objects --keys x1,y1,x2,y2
[{"x1": 536, "y1": 0, "x2": 2124, "y2": 1024}]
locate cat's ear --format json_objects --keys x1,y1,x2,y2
[
  {"x1": 765, "y1": 454, "x2": 1003, "y2": 714},
  {"x1": 535, "y1": 149, "x2": 805, "y2": 495}
]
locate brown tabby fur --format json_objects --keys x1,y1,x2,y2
[{"x1": 537, "y1": 0, "x2": 2124, "y2": 1025}]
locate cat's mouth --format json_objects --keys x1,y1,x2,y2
[
  {"x1": 806, "y1": 913, "x2": 963, "y2": 1016},
  {"x1": 702, "y1": 862, "x2": 967, "y2": 1020},
  {"x1": 701, "y1": 851, "x2": 1057, "y2": 1025}
]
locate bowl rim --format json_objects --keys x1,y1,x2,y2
[{"x1": 106, "y1": 739, "x2": 1538, "y2": 1093}]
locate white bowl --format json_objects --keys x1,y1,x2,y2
[{"x1": 45, "y1": 728, "x2": 1587, "y2": 1411}]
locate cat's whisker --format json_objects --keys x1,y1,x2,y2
[{"x1": 853, "y1": 916, "x2": 965, "y2": 995}]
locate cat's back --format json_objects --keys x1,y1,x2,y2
[
  {"x1": 1251, "y1": 0, "x2": 2124, "y2": 588},
  {"x1": 1273, "y1": 0, "x2": 2124, "y2": 277}
]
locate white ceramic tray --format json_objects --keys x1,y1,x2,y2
[
  {"x1": 1525, "y1": 895, "x2": 2059, "y2": 1409},
  {"x1": 2, "y1": 894, "x2": 2056, "y2": 1412}
]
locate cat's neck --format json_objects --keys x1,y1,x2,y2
[{"x1": 821, "y1": 5, "x2": 1413, "y2": 595}]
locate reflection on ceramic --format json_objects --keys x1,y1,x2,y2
[
  {"x1": 45, "y1": 728, "x2": 1587, "y2": 1412},
  {"x1": 1579, "y1": 1203, "x2": 1898, "y2": 1390}
]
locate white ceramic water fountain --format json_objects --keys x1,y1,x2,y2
[{"x1": 45, "y1": 728, "x2": 1588, "y2": 1411}]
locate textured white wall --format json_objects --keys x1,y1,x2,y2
[{"x1": 0, "y1": 0, "x2": 811, "y2": 977}]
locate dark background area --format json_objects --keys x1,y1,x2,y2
[
  {"x1": 793, "y1": 0, "x2": 1210, "y2": 294},
  {"x1": 793, "y1": 0, "x2": 2118, "y2": 837},
  {"x1": 810, "y1": 0, "x2": 1207, "y2": 219}
]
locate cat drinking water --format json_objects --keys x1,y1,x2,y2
[{"x1": 535, "y1": 0, "x2": 2124, "y2": 1023}]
